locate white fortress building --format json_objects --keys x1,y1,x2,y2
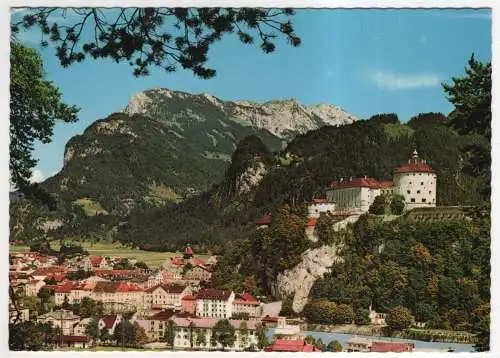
[
  {"x1": 392, "y1": 150, "x2": 437, "y2": 210},
  {"x1": 325, "y1": 150, "x2": 436, "y2": 213}
]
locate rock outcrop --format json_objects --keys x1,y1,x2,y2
[{"x1": 272, "y1": 244, "x2": 343, "y2": 313}]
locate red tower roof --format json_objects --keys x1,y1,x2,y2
[
  {"x1": 394, "y1": 150, "x2": 435, "y2": 174},
  {"x1": 184, "y1": 246, "x2": 194, "y2": 255}
]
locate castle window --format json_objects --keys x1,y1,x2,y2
[
  {"x1": 411, "y1": 198, "x2": 416, "y2": 203},
  {"x1": 417, "y1": 190, "x2": 421, "y2": 194},
  {"x1": 429, "y1": 191, "x2": 432, "y2": 194},
  {"x1": 409, "y1": 182, "x2": 412, "y2": 184},
  {"x1": 421, "y1": 182, "x2": 424, "y2": 185},
  {"x1": 422, "y1": 198, "x2": 426, "y2": 203},
  {"x1": 407, "y1": 190, "x2": 411, "y2": 194}
]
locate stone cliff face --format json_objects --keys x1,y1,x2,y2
[
  {"x1": 124, "y1": 88, "x2": 358, "y2": 139},
  {"x1": 272, "y1": 244, "x2": 343, "y2": 313}
]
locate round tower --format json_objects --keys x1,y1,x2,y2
[{"x1": 393, "y1": 150, "x2": 437, "y2": 210}]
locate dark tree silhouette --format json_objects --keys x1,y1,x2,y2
[{"x1": 12, "y1": 7, "x2": 301, "y2": 78}]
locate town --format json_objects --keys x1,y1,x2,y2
[{"x1": 9, "y1": 151, "x2": 467, "y2": 352}]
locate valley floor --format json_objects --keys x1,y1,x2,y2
[{"x1": 9, "y1": 242, "x2": 211, "y2": 268}]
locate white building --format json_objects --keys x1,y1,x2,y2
[
  {"x1": 169, "y1": 316, "x2": 260, "y2": 351},
  {"x1": 232, "y1": 293, "x2": 262, "y2": 317},
  {"x1": 326, "y1": 177, "x2": 392, "y2": 213},
  {"x1": 307, "y1": 199, "x2": 336, "y2": 218},
  {"x1": 326, "y1": 150, "x2": 436, "y2": 213},
  {"x1": 196, "y1": 289, "x2": 235, "y2": 319},
  {"x1": 392, "y1": 150, "x2": 437, "y2": 210},
  {"x1": 37, "y1": 310, "x2": 81, "y2": 335},
  {"x1": 144, "y1": 284, "x2": 192, "y2": 310}
]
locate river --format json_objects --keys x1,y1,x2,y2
[{"x1": 266, "y1": 329, "x2": 475, "y2": 353}]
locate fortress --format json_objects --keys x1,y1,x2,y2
[{"x1": 314, "y1": 150, "x2": 437, "y2": 216}]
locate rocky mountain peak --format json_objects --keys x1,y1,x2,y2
[{"x1": 122, "y1": 88, "x2": 358, "y2": 139}]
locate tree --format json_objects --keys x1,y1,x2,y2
[
  {"x1": 85, "y1": 318, "x2": 100, "y2": 346},
  {"x1": 213, "y1": 319, "x2": 236, "y2": 351},
  {"x1": 100, "y1": 327, "x2": 111, "y2": 344},
  {"x1": 113, "y1": 258, "x2": 133, "y2": 270},
  {"x1": 471, "y1": 303, "x2": 490, "y2": 352},
  {"x1": 326, "y1": 339, "x2": 343, "y2": 352},
  {"x1": 133, "y1": 322, "x2": 148, "y2": 346},
  {"x1": 112, "y1": 320, "x2": 136, "y2": 347},
  {"x1": 390, "y1": 195, "x2": 405, "y2": 215},
  {"x1": 255, "y1": 323, "x2": 269, "y2": 350},
  {"x1": 231, "y1": 312, "x2": 250, "y2": 320},
  {"x1": 9, "y1": 322, "x2": 44, "y2": 350},
  {"x1": 134, "y1": 261, "x2": 149, "y2": 270},
  {"x1": 12, "y1": 8, "x2": 300, "y2": 78},
  {"x1": 163, "y1": 320, "x2": 176, "y2": 346},
  {"x1": 442, "y1": 55, "x2": 491, "y2": 200},
  {"x1": 62, "y1": 295, "x2": 71, "y2": 309},
  {"x1": 239, "y1": 321, "x2": 250, "y2": 349},
  {"x1": 369, "y1": 195, "x2": 386, "y2": 215},
  {"x1": 9, "y1": 42, "x2": 79, "y2": 196},
  {"x1": 385, "y1": 306, "x2": 413, "y2": 331},
  {"x1": 354, "y1": 308, "x2": 371, "y2": 325},
  {"x1": 195, "y1": 328, "x2": 207, "y2": 348}
]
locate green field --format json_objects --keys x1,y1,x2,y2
[
  {"x1": 74, "y1": 198, "x2": 108, "y2": 216},
  {"x1": 9, "y1": 241, "x2": 211, "y2": 268}
]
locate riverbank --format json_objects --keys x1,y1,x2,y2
[{"x1": 301, "y1": 323, "x2": 477, "y2": 344}]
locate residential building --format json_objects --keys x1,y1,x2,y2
[
  {"x1": 265, "y1": 339, "x2": 322, "y2": 352},
  {"x1": 169, "y1": 317, "x2": 260, "y2": 351},
  {"x1": 183, "y1": 265, "x2": 212, "y2": 282},
  {"x1": 73, "y1": 318, "x2": 92, "y2": 336},
  {"x1": 181, "y1": 295, "x2": 197, "y2": 315},
  {"x1": 58, "y1": 335, "x2": 89, "y2": 349},
  {"x1": 25, "y1": 280, "x2": 45, "y2": 297},
  {"x1": 232, "y1": 292, "x2": 262, "y2": 317},
  {"x1": 98, "y1": 315, "x2": 122, "y2": 335},
  {"x1": 371, "y1": 341, "x2": 414, "y2": 352},
  {"x1": 37, "y1": 310, "x2": 81, "y2": 335},
  {"x1": 144, "y1": 284, "x2": 192, "y2": 310},
  {"x1": 91, "y1": 281, "x2": 144, "y2": 309},
  {"x1": 347, "y1": 337, "x2": 373, "y2": 352},
  {"x1": 196, "y1": 289, "x2": 235, "y2": 319}
]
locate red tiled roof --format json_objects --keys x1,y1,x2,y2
[
  {"x1": 100, "y1": 315, "x2": 118, "y2": 329},
  {"x1": 146, "y1": 283, "x2": 186, "y2": 294},
  {"x1": 170, "y1": 258, "x2": 184, "y2": 266},
  {"x1": 62, "y1": 335, "x2": 89, "y2": 343},
  {"x1": 238, "y1": 292, "x2": 259, "y2": 302},
  {"x1": 90, "y1": 256, "x2": 103, "y2": 266},
  {"x1": 191, "y1": 258, "x2": 205, "y2": 266},
  {"x1": 261, "y1": 316, "x2": 278, "y2": 323},
  {"x1": 32, "y1": 266, "x2": 67, "y2": 276},
  {"x1": 149, "y1": 309, "x2": 175, "y2": 321},
  {"x1": 394, "y1": 158, "x2": 435, "y2": 174},
  {"x1": 378, "y1": 180, "x2": 393, "y2": 188},
  {"x1": 184, "y1": 246, "x2": 194, "y2": 255},
  {"x1": 255, "y1": 214, "x2": 272, "y2": 225},
  {"x1": 196, "y1": 288, "x2": 232, "y2": 300},
  {"x1": 181, "y1": 295, "x2": 196, "y2": 301},
  {"x1": 306, "y1": 218, "x2": 317, "y2": 227},
  {"x1": 47, "y1": 273, "x2": 67, "y2": 282},
  {"x1": 311, "y1": 198, "x2": 328, "y2": 204},
  {"x1": 265, "y1": 339, "x2": 321, "y2": 352},
  {"x1": 371, "y1": 341, "x2": 414, "y2": 352},
  {"x1": 328, "y1": 177, "x2": 392, "y2": 190},
  {"x1": 54, "y1": 282, "x2": 74, "y2": 293}
]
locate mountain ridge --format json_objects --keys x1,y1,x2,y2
[{"x1": 123, "y1": 88, "x2": 358, "y2": 139}]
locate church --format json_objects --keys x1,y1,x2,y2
[{"x1": 324, "y1": 150, "x2": 437, "y2": 214}]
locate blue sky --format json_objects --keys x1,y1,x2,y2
[{"x1": 11, "y1": 8, "x2": 492, "y2": 183}]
